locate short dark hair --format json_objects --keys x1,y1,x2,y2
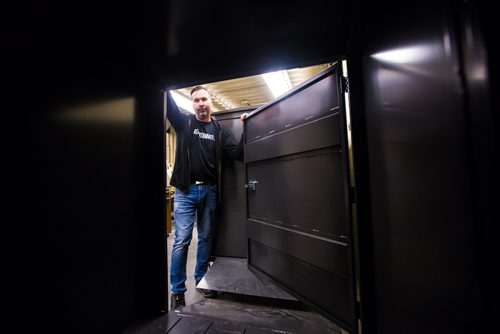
[{"x1": 190, "y1": 85, "x2": 208, "y2": 96}]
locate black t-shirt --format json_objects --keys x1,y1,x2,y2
[{"x1": 190, "y1": 120, "x2": 217, "y2": 184}]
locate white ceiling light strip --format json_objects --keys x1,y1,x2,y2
[{"x1": 261, "y1": 70, "x2": 293, "y2": 98}]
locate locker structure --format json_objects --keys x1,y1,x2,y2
[{"x1": 29, "y1": 0, "x2": 495, "y2": 333}]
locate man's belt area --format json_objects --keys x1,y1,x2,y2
[{"x1": 192, "y1": 180, "x2": 214, "y2": 185}]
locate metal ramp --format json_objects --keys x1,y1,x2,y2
[
  {"x1": 197, "y1": 257, "x2": 298, "y2": 301},
  {"x1": 124, "y1": 257, "x2": 345, "y2": 333}
]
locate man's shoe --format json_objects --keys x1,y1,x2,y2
[
  {"x1": 170, "y1": 292, "x2": 185, "y2": 310},
  {"x1": 195, "y1": 279, "x2": 217, "y2": 298}
]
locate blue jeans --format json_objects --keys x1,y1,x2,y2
[{"x1": 170, "y1": 184, "x2": 217, "y2": 293}]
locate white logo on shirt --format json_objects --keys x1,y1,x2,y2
[{"x1": 193, "y1": 128, "x2": 215, "y2": 141}]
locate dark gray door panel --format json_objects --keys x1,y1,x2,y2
[
  {"x1": 245, "y1": 73, "x2": 340, "y2": 144},
  {"x1": 244, "y1": 65, "x2": 355, "y2": 330},
  {"x1": 247, "y1": 148, "x2": 346, "y2": 239},
  {"x1": 245, "y1": 113, "x2": 341, "y2": 163},
  {"x1": 249, "y1": 240, "x2": 351, "y2": 325}
]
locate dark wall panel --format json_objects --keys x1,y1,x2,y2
[
  {"x1": 359, "y1": 2, "x2": 487, "y2": 333},
  {"x1": 28, "y1": 88, "x2": 167, "y2": 334},
  {"x1": 27, "y1": 2, "x2": 168, "y2": 333},
  {"x1": 212, "y1": 108, "x2": 254, "y2": 258},
  {"x1": 161, "y1": 0, "x2": 358, "y2": 87}
]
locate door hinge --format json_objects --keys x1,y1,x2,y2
[
  {"x1": 355, "y1": 301, "x2": 362, "y2": 334},
  {"x1": 340, "y1": 76, "x2": 349, "y2": 93},
  {"x1": 349, "y1": 186, "x2": 357, "y2": 203}
]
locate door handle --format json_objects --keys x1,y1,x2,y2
[{"x1": 245, "y1": 180, "x2": 258, "y2": 191}]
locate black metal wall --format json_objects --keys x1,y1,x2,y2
[
  {"x1": 26, "y1": 2, "x2": 169, "y2": 333},
  {"x1": 212, "y1": 107, "x2": 256, "y2": 258},
  {"x1": 352, "y1": 1, "x2": 494, "y2": 333}
]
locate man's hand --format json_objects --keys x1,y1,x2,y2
[{"x1": 240, "y1": 113, "x2": 249, "y2": 122}]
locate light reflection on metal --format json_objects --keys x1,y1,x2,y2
[
  {"x1": 371, "y1": 45, "x2": 435, "y2": 64},
  {"x1": 55, "y1": 97, "x2": 135, "y2": 124}
]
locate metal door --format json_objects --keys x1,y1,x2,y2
[{"x1": 244, "y1": 64, "x2": 356, "y2": 331}]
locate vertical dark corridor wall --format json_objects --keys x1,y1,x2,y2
[
  {"x1": 354, "y1": 1, "x2": 496, "y2": 333},
  {"x1": 26, "y1": 2, "x2": 168, "y2": 333}
]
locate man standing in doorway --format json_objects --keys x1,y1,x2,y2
[{"x1": 167, "y1": 86, "x2": 247, "y2": 309}]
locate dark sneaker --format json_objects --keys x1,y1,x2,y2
[
  {"x1": 195, "y1": 279, "x2": 217, "y2": 298},
  {"x1": 170, "y1": 292, "x2": 185, "y2": 310}
]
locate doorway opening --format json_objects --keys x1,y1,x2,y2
[{"x1": 162, "y1": 60, "x2": 352, "y2": 333}]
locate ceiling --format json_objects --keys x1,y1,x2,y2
[{"x1": 172, "y1": 62, "x2": 334, "y2": 112}]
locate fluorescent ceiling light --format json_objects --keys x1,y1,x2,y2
[
  {"x1": 169, "y1": 90, "x2": 194, "y2": 113},
  {"x1": 261, "y1": 70, "x2": 293, "y2": 98}
]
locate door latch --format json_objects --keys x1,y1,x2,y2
[{"x1": 245, "y1": 180, "x2": 258, "y2": 191}]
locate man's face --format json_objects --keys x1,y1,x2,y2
[{"x1": 192, "y1": 89, "x2": 213, "y2": 121}]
